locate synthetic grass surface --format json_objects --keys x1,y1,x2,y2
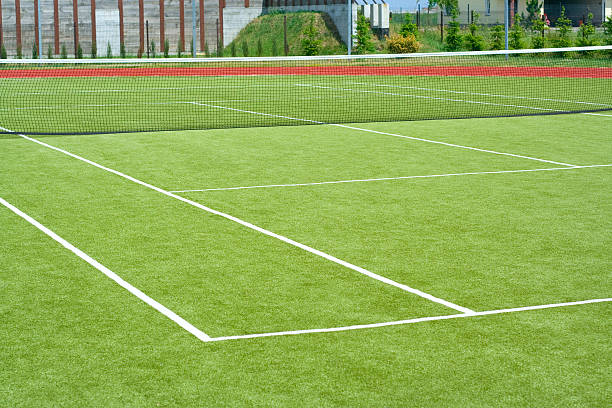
[{"x1": 1, "y1": 113, "x2": 610, "y2": 406}]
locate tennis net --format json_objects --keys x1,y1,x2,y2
[{"x1": 1, "y1": 46, "x2": 611, "y2": 136}]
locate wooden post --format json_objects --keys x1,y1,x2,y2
[
  {"x1": 34, "y1": 0, "x2": 39, "y2": 52},
  {"x1": 0, "y1": 0, "x2": 3, "y2": 47},
  {"x1": 54, "y1": 0, "x2": 59, "y2": 53},
  {"x1": 72, "y1": 0, "x2": 79, "y2": 54},
  {"x1": 118, "y1": 0, "x2": 124, "y2": 47},
  {"x1": 245, "y1": 0, "x2": 249, "y2": 7},
  {"x1": 159, "y1": 0, "x2": 165, "y2": 52},
  {"x1": 139, "y1": 0, "x2": 144, "y2": 56},
  {"x1": 199, "y1": 0, "x2": 205, "y2": 51},
  {"x1": 440, "y1": 11, "x2": 443, "y2": 43},
  {"x1": 179, "y1": 0, "x2": 185, "y2": 52},
  {"x1": 15, "y1": 0, "x2": 21, "y2": 53},
  {"x1": 91, "y1": 0, "x2": 96, "y2": 54},
  {"x1": 218, "y1": 0, "x2": 223, "y2": 49}
]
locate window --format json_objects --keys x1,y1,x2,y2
[{"x1": 485, "y1": 0, "x2": 491, "y2": 15}]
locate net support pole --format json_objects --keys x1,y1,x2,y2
[
  {"x1": 347, "y1": 0, "x2": 352, "y2": 55},
  {"x1": 192, "y1": 0, "x2": 196, "y2": 56},
  {"x1": 35, "y1": 0, "x2": 42, "y2": 58},
  {"x1": 504, "y1": 0, "x2": 509, "y2": 57}
]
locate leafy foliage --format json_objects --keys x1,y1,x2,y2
[
  {"x1": 444, "y1": 11, "x2": 462, "y2": 51},
  {"x1": 47, "y1": 44, "x2": 53, "y2": 59},
  {"x1": 464, "y1": 13, "x2": 484, "y2": 51},
  {"x1": 301, "y1": 17, "x2": 322, "y2": 56},
  {"x1": 576, "y1": 13, "x2": 597, "y2": 47},
  {"x1": 121, "y1": 42, "x2": 127, "y2": 58},
  {"x1": 241, "y1": 41, "x2": 249, "y2": 57},
  {"x1": 106, "y1": 42, "x2": 112, "y2": 58},
  {"x1": 32, "y1": 42, "x2": 38, "y2": 59},
  {"x1": 399, "y1": 14, "x2": 418, "y2": 38},
  {"x1": 387, "y1": 34, "x2": 420, "y2": 53},
  {"x1": 60, "y1": 44, "x2": 67, "y2": 59},
  {"x1": 509, "y1": 15, "x2": 525, "y2": 49},
  {"x1": 554, "y1": 7, "x2": 573, "y2": 48},
  {"x1": 490, "y1": 25, "x2": 505, "y2": 50},
  {"x1": 151, "y1": 41, "x2": 156, "y2": 58},
  {"x1": 604, "y1": 16, "x2": 612, "y2": 44},
  {"x1": 163, "y1": 39, "x2": 169, "y2": 58},
  {"x1": 91, "y1": 42, "x2": 97, "y2": 58},
  {"x1": 16, "y1": 44, "x2": 22, "y2": 59},
  {"x1": 230, "y1": 42, "x2": 236, "y2": 57},
  {"x1": 525, "y1": 0, "x2": 543, "y2": 28},
  {"x1": 531, "y1": 17, "x2": 547, "y2": 49},
  {"x1": 429, "y1": 0, "x2": 458, "y2": 14},
  {"x1": 0, "y1": 43, "x2": 7, "y2": 59},
  {"x1": 354, "y1": 13, "x2": 375, "y2": 54},
  {"x1": 257, "y1": 38, "x2": 263, "y2": 57},
  {"x1": 76, "y1": 43, "x2": 83, "y2": 59}
]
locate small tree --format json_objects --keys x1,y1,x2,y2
[
  {"x1": 257, "y1": 38, "x2": 263, "y2": 57},
  {"x1": 120, "y1": 42, "x2": 127, "y2": 58},
  {"x1": 387, "y1": 34, "x2": 420, "y2": 53},
  {"x1": 32, "y1": 42, "x2": 38, "y2": 58},
  {"x1": 525, "y1": 0, "x2": 543, "y2": 29},
  {"x1": 60, "y1": 44, "x2": 67, "y2": 59},
  {"x1": 151, "y1": 41, "x2": 156, "y2": 57},
  {"x1": 47, "y1": 44, "x2": 53, "y2": 59},
  {"x1": 354, "y1": 13, "x2": 375, "y2": 54},
  {"x1": 91, "y1": 42, "x2": 97, "y2": 58},
  {"x1": 577, "y1": 13, "x2": 597, "y2": 47},
  {"x1": 509, "y1": 15, "x2": 525, "y2": 49},
  {"x1": 1, "y1": 43, "x2": 7, "y2": 59},
  {"x1": 301, "y1": 17, "x2": 322, "y2": 56},
  {"x1": 464, "y1": 12, "x2": 484, "y2": 51},
  {"x1": 16, "y1": 45, "x2": 22, "y2": 59},
  {"x1": 230, "y1": 42, "x2": 236, "y2": 57},
  {"x1": 554, "y1": 7, "x2": 572, "y2": 49},
  {"x1": 490, "y1": 25, "x2": 505, "y2": 50},
  {"x1": 445, "y1": 11, "x2": 462, "y2": 51},
  {"x1": 399, "y1": 13, "x2": 418, "y2": 38},
  {"x1": 177, "y1": 40, "x2": 183, "y2": 57},
  {"x1": 164, "y1": 39, "x2": 170, "y2": 57},
  {"x1": 604, "y1": 16, "x2": 612, "y2": 44},
  {"x1": 106, "y1": 42, "x2": 112, "y2": 58},
  {"x1": 76, "y1": 43, "x2": 83, "y2": 59},
  {"x1": 204, "y1": 42, "x2": 210, "y2": 57},
  {"x1": 241, "y1": 41, "x2": 249, "y2": 57},
  {"x1": 531, "y1": 17, "x2": 547, "y2": 49}
]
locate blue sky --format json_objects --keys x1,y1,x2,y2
[{"x1": 384, "y1": 0, "x2": 430, "y2": 12}]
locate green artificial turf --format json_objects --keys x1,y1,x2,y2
[{"x1": 1, "y1": 111, "x2": 610, "y2": 405}]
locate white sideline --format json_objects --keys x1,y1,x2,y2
[
  {"x1": 2, "y1": 127, "x2": 473, "y2": 314},
  {"x1": 207, "y1": 298, "x2": 612, "y2": 342},
  {"x1": 190, "y1": 102, "x2": 576, "y2": 167},
  {"x1": 0, "y1": 196, "x2": 212, "y2": 342},
  {"x1": 169, "y1": 165, "x2": 612, "y2": 193},
  {"x1": 347, "y1": 81, "x2": 612, "y2": 108}
]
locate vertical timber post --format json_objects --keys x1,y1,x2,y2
[
  {"x1": 160, "y1": 0, "x2": 165, "y2": 52},
  {"x1": 283, "y1": 15, "x2": 288, "y2": 55},
  {"x1": 72, "y1": 0, "x2": 79, "y2": 56},
  {"x1": 91, "y1": 0, "x2": 97, "y2": 56},
  {"x1": 146, "y1": 20, "x2": 150, "y2": 57},
  {"x1": 504, "y1": 0, "x2": 509, "y2": 58},
  {"x1": 192, "y1": 0, "x2": 196, "y2": 56},
  {"x1": 53, "y1": 0, "x2": 59, "y2": 54},
  {"x1": 118, "y1": 0, "x2": 124, "y2": 51},
  {"x1": 440, "y1": 11, "x2": 443, "y2": 43},
  {"x1": 139, "y1": 0, "x2": 144, "y2": 56},
  {"x1": 15, "y1": 0, "x2": 21, "y2": 55},
  {"x1": 218, "y1": 0, "x2": 224, "y2": 50},
  {"x1": 34, "y1": 0, "x2": 41, "y2": 57},
  {"x1": 199, "y1": 0, "x2": 205, "y2": 52},
  {"x1": 0, "y1": 0, "x2": 3, "y2": 50},
  {"x1": 180, "y1": 0, "x2": 185, "y2": 53}
]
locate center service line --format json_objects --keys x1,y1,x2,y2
[{"x1": 6, "y1": 128, "x2": 473, "y2": 315}]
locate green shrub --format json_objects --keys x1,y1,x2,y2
[
  {"x1": 32, "y1": 42, "x2": 38, "y2": 58},
  {"x1": 16, "y1": 45, "x2": 22, "y2": 59},
  {"x1": 509, "y1": 15, "x2": 525, "y2": 49},
  {"x1": 151, "y1": 41, "x2": 156, "y2": 57},
  {"x1": 120, "y1": 42, "x2": 127, "y2": 58},
  {"x1": 190, "y1": 39, "x2": 194, "y2": 56},
  {"x1": 554, "y1": 7, "x2": 572, "y2": 49},
  {"x1": 91, "y1": 42, "x2": 97, "y2": 58},
  {"x1": 76, "y1": 43, "x2": 83, "y2": 59},
  {"x1": 1, "y1": 43, "x2": 7, "y2": 59},
  {"x1": 354, "y1": 13, "x2": 375, "y2": 54},
  {"x1": 230, "y1": 42, "x2": 236, "y2": 57},
  {"x1": 241, "y1": 41, "x2": 249, "y2": 57},
  {"x1": 531, "y1": 17, "x2": 547, "y2": 49},
  {"x1": 177, "y1": 40, "x2": 183, "y2": 57},
  {"x1": 301, "y1": 17, "x2": 322, "y2": 56},
  {"x1": 576, "y1": 13, "x2": 597, "y2": 47},
  {"x1": 271, "y1": 38, "x2": 278, "y2": 56},
  {"x1": 204, "y1": 42, "x2": 210, "y2": 57},
  {"x1": 525, "y1": 0, "x2": 543, "y2": 29},
  {"x1": 164, "y1": 39, "x2": 169, "y2": 57},
  {"x1": 60, "y1": 44, "x2": 67, "y2": 59},
  {"x1": 464, "y1": 13, "x2": 484, "y2": 51},
  {"x1": 257, "y1": 38, "x2": 263, "y2": 57},
  {"x1": 604, "y1": 16, "x2": 612, "y2": 44},
  {"x1": 399, "y1": 13, "x2": 419, "y2": 38},
  {"x1": 445, "y1": 11, "x2": 462, "y2": 51},
  {"x1": 47, "y1": 44, "x2": 53, "y2": 59},
  {"x1": 387, "y1": 33, "x2": 420, "y2": 53},
  {"x1": 106, "y1": 42, "x2": 112, "y2": 58},
  {"x1": 490, "y1": 25, "x2": 505, "y2": 50}
]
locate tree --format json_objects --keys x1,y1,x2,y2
[
  {"x1": 554, "y1": 7, "x2": 572, "y2": 49},
  {"x1": 464, "y1": 12, "x2": 484, "y2": 51},
  {"x1": 531, "y1": 17, "x2": 547, "y2": 49},
  {"x1": 106, "y1": 42, "x2": 113, "y2": 58},
  {"x1": 603, "y1": 16, "x2": 612, "y2": 45},
  {"x1": 301, "y1": 17, "x2": 322, "y2": 56},
  {"x1": 428, "y1": 0, "x2": 458, "y2": 14},
  {"x1": 525, "y1": 0, "x2": 543, "y2": 28},
  {"x1": 399, "y1": 13, "x2": 418, "y2": 38},
  {"x1": 91, "y1": 41, "x2": 97, "y2": 58},
  {"x1": 445, "y1": 11, "x2": 462, "y2": 51},
  {"x1": 576, "y1": 13, "x2": 597, "y2": 47},
  {"x1": 0, "y1": 43, "x2": 7, "y2": 59},
  {"x1": 387, "y1": 34, "x2": 420, "y2": 53},
  {"x1": 509, "y1": 15, "x2": 525, "y2": 49},
  {"x1": 354, "y1": 13, "x2": 375, "y2": 54},
  {"x1": 490, "y1": 25, "x2": 505, "y2": 50}
]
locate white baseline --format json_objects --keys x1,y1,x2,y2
[
  {"x1": 0, "y1": 196, "x2": 211, "y2": 342},
  {"x1": 170, "y1": 165, "x2": 612, "y2": 193}
]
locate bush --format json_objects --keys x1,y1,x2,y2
[
  {"x1": 257, "y1": 38, "x2": 263, "y2": 57},
  {"x1": 301, "y1": 17, "x2": 322, "y2": 56},
  {"x1": 554, "y1": 7, "x2": 572, "y2": 49},
  {"x1": 76, "y1": 43, "x2": 83, "y2": 59},
  {"x1": 241, "y1": 41, "x2": 249, "y2": 57},
  {"x1": 509, "y1": 15, "x2": 525, "y2": 49},
  {"x1": 91, "y1": 41, "x2": 97, "y2": 58},
  {"x1": 464, "y1": 13, "x2": 484, "y2": 51},
  {"x1": 32, "y1": 42, "x2": 38, "y2": 58},
  {"x1": 1, "y1": 43, "x2": 7, "y2": 59},
  {"x1": 204, "y1": 42, "x2": 210, "y2": 57},
  {"x1": 490, "y1": 25, "x2": 505, "y2": 50},
  {"x1": 47, "y1": 44, "x2": 53, "y2": 59},
  {"x1": 120, "y1": 42, "x2": 127, "y2": 58},
  {"x1": 576, "y1": 13, "x2": 597, "y2": 47},
  {"x1": 230, "y1": 42, "x2": 236, "y2": 57},
  {"x1": 164, "y1": 39, "x2": 169, "y2": 57},
  {"x1": 354, "y1": 13, "x2": 375, "y2": 54},
  {"x1": 531, "y1": 17, "x2": 547, "y2": 49},
  {"x1": 387, "y1": 33, "x2": 420, "y2": 53},
  {"x1": 16, "y1": 45, "x2": 22, "y2": 59},
  {"x1": 271, "y1": 38, "x2": 278, "y2": 56},
  {"x1": 177, "y1": 40, "x2": 183, "y2": 57},
  {"x1": 106, "y1": 42, "x2": 112, "y2": 58},
  {"x1": 525, "y1": 0, "x2": 543, "y2": 29},
  {"x1": 604, "y1": 16, "x2": 612, "y2": 44},
  {"x1": 399, "y1": 14, "x2": 418, "y2": 38},
  {"x1": 151, "y1": 41, "x2": 156, "y2": 57},
  {"x1": 445, "y1": 12, "x2": 462, "y2": 51},
  {"x1": 60, "y1": 44, "x2": 67, "y2": 59}
]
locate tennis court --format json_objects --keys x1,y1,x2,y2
[{"x1": 1, "y1": 49, "x2": 611, "y2": 405}]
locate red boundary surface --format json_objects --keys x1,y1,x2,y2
[{"x1": 2, "y1": 66, "x2": 612, "y2": 79}]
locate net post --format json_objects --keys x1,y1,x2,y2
[
  {"x1": 504, "y1": 0, "x2": 509, "y2": 58},
  {"x1": 440, "y1": 11, "x2": 443, "y2": 43},
  {"x1": 36, "y1": 0, "x2": 42, "y2": 59},
  {"x1": 146, "y1": 20, "x2": 150, "y2": 57},
  {"x1": 192, "y1": 0, "x2": 197, "y2": 57},
  {"x1": 284, "y1": 15, "x2": 289, "y2": 56},
  {"x1": 347, "y1": 0, "x2": 352, "y2": 55}
]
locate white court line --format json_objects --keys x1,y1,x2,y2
[
  {"x1": 583, "y1": 112, "x2": 612, "y2": 117},
  {"x1": 346, "y1": 81, "x2": 612, "y2": 108},
  {"x1": 190, "y1": 102, "x2": 577, "y2": 167},
  {"x1": 0, "y1": 100, "x2": 247, "y2": 112},
  {"x1": 170, "y1": 165, "x2": 612, "y2": 193},
  {"x1": 1, "y1": 127, "x2": 472, "y2": 314},
  {"x1": 208, "y1": 298, "x2": 612, "y2": 342},
  {"x1": 0, "y1": 196, "x2": 211, "y2": 342}
]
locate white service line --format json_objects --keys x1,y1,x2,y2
[
  {"x1": 346, "y1": 81, "x2": 612, "y2": 108},
  {"x1": 3, "y1": 127, "x2": 472, "y2": 314},
  {"x1": 191, "y1": 102, "x2": 577, "y2": 167},
  {"x1": 0, "y1": 196, "x2": 211, "y2": 342},
  {"x1": 169, "y1": 165, "x2": 612, "y2": 193},
  {"x1": 207, "y1": 298, "x2": 612, "y2": 342}
]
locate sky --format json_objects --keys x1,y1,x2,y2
[{"x1": 383, "y1": 0, "x2": 430, "y2": 12}]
